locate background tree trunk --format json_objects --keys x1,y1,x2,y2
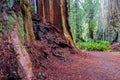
[{"x1": 97, "y1": 0, "x2": 120, "y2": 43}]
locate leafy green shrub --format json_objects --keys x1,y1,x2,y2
[{"x1": 77, "y1": 40, "x2": 111, "y2": 51}]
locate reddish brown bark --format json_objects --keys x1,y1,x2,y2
[
  {"x1": 10, "y1": 15, "x2": 34, "y2": 80},
  {"x1": 49, "y1": 0, "x2": 54, "y2": 24},
  {"x1": 60, "y1": 0, "x2": 76, "y2": 48},
  {"x1": 37, "y1": 0, "x2": 76, "y2": 48},
  {"x1": 37, "y1": 0, "x2": 43, "y2": 21},
  {"x1": 11, "y1": 27, "x2": 34, "y2": 79}
]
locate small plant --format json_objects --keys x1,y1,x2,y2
[{"x1": 77, "y1": 40, "x2": 111, "y2": 51}]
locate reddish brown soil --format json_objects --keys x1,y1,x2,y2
[
  {"x1": 30, "y1": 23, "x2": 120, "y2": 80},
  {"x1": 0, "y1": 41, "x2": 20, "y2": 80},
  {"x1": 1, "y1": 23, "x2": 120, "y2": 80},
  {"x1": 79, "y1": 51, "x2": 120, "y2": 80},
  {"x1": 26, "y1": 39, "x2": 120, "y2": 80},
  {"x1": 43, "y1": 51, "x2": 120, "y2": 80},
  {"x1": 1, "y1": 41, "x2": 120, "y2": 80}
]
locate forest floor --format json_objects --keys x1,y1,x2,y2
[
  {"x1": 1, "y1": 41, "x2": 120, "y2": 80},
  {"x1": 1, "y1": 23, "x2": 120, "y2": 80},
  {"x1": 31, "y1": 23, "x2": 120, "y2": 80},
  {"x1": 41, "y1": 51, "x2": 120, "y2": 80}
]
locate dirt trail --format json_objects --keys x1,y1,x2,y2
[
  {"x1": 44, "y1": 51, "x2": 120, "y2": 80},
  {"x1": 81, "y1": 52, "x2": 120, "y2": 80}
]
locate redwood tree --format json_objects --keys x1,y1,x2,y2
[
  {"x1": 37, "y1": 0, "x2": 76, "y2": 48},
  {"x1": 0, "y1": 0, "x2": 77, "y2": 79},
  {"x1": 97, "y1": 0, "x2": 120, "y2": 43}
]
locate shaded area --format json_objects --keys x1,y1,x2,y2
[
  {"x1": 33, "y1": 23, "x2": 77, "y2": 58},
  {"x1": 25, "y1": 23, "x2": 79, "y2": 79},
  {"x1": 0, "y1": 41, "x2": 20, "y2": 80},
  {"x1": 0, "y1": 23, "x2": 78, "y2": 79}
]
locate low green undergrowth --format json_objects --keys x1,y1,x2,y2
[{"x1": 77, "y1": 41, "x2": 111, "y2": 51}]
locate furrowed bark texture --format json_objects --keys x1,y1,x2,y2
[
  {"x1": 0, "y1": 1, "x2": 35, "y2": 79},
  {"x1": 37, "y1": 0, "x2": 76, "y2": 47}
]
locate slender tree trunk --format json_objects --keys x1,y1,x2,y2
[
  {"x1": 49, "y1": 0, "x2": 54, "y2": 24},
  {"x1": 88, "y1": 20, "x2": 94, "y2": 39}
]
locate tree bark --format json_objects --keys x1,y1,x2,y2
[
  {"x1": 97, "y1": 0, "x2": 120, "y2": 43},
  {"x1": 60, "y1": 0, "x2": 76, "y2": 48},
  {"x1": 37, "y1": 0, "x2": 76, "y2": 48},
  {"x1": 11, "y1": 24, "x2": 34, "y2": 80},
  {"x1": 0, "y1": 1, "x2": 35, "y2": 79},
  {"x1": 20, "y1": 0, "x2": 36, "y2": 43},
  {"x1": 49, "y1": 0, "x2": 54, "y2": 24}
]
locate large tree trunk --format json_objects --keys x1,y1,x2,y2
[
  {"x1": 37, "y1": 0, "x2": 76, "y2": 48},
  {"x1": 60, "y1": 0, "x2": 76, "y2": 47},
  {"x1": 96, "y1": 0, "x2": 109, "y2": 41},
  {"x1": 97, "y1": 0, "x2": 120, "y2": 43}
]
